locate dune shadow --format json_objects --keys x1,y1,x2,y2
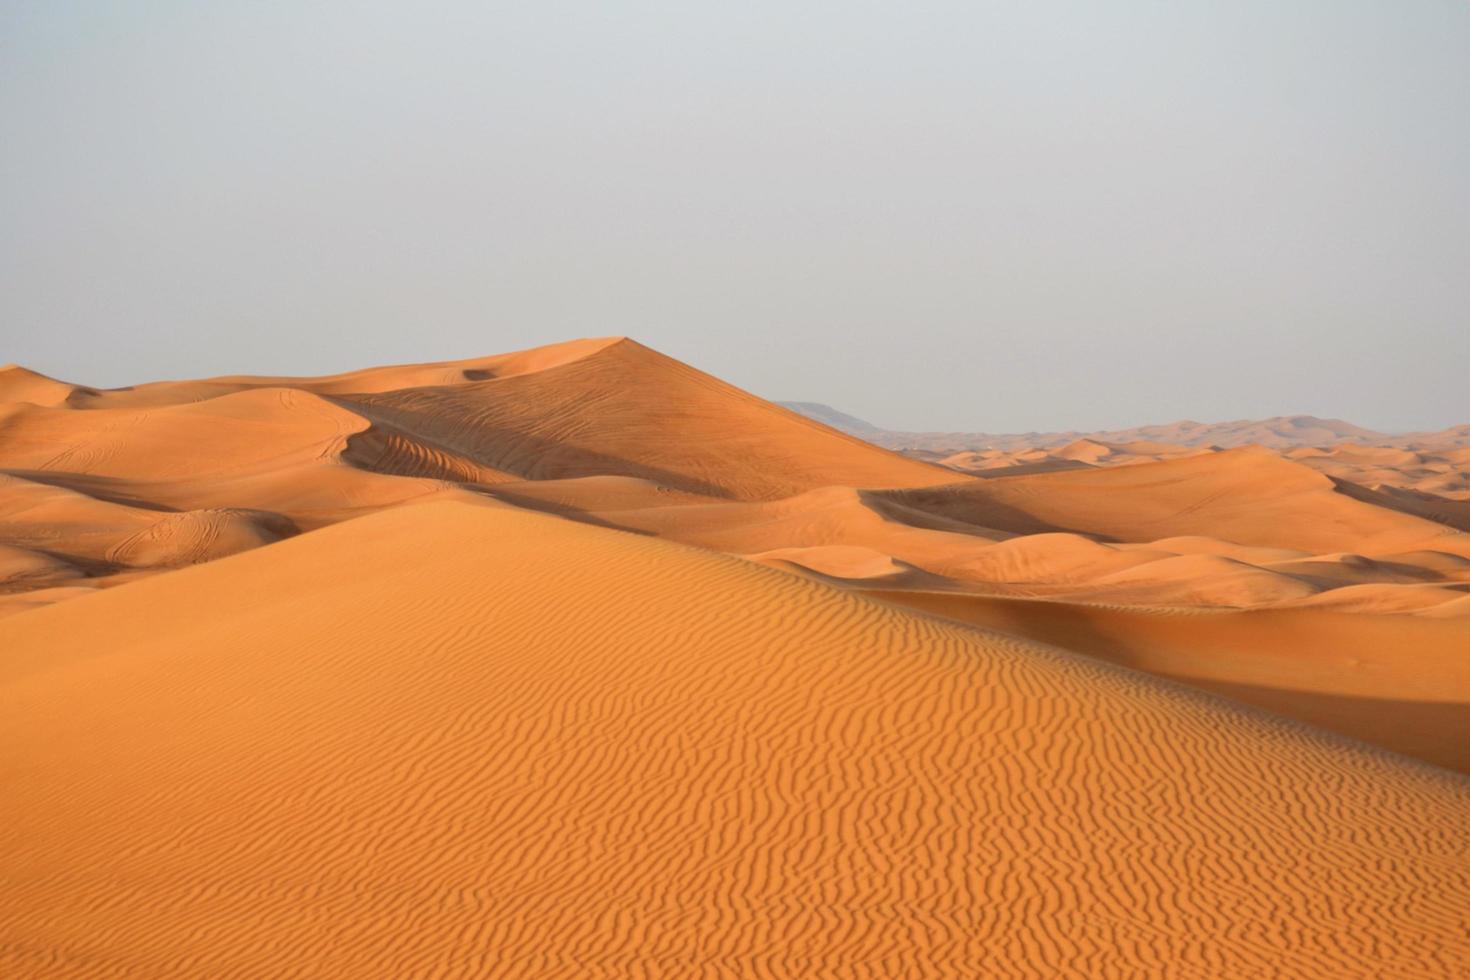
[
  {"x1": 870, "y1": 484, "x2": 1112, "y2": 541},
  {"x1": 330, "y1": 396, "x2": 735, "y2": 500},
  {"x1": 471, "y1": 485, "x2": 662, "y2": 538},
  {"x1": 1176, "y1": 679, "x2": 1470, "y2": 776},
  {"x1": 2, "y1": 468, "x2": 184, "y2": 513}
]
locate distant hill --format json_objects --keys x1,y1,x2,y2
[
  {"x1": 776, "y1": 401, "x2": 881, "y2": 435},
  {"x1": 778, "y1": 404, "x2": 1469, "y2": 450}
]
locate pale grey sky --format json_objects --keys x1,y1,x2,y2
[{"x1": 3, "y1": 1, "x2": 1467, "y2": 432}]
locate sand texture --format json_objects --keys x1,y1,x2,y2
[
  {"x1": 3, "y1": 339, "x2": 1470, "y2": 976},
  {"x1": 4, "y1": 500, "x2": 1470, "y2": 977}
]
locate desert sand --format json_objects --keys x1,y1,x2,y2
[{"x1": 3, "y1": 338, "x2": 1469, "y2": 976}]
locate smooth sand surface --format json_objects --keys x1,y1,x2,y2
[{"x1": 3, "y1": 500, "x2": 1469, "y2": 978}]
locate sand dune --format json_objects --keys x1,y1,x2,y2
[
  {"x1": 0, "y1": 473, "x2": 287, "y2": 598},
  {"x1": 0, "y1": 386, "x2": 364, "y2": 479},
  {"x1": 571, "y1": 484, "x2": 1011, "y2": 577},
  {"x1": 1, "y1": 336, "x2": 949, "y2": 513},
  {"x1": 7, "y1": 341, "x2": 1466, "y2": 621},
  {"x1": 946, "y1": 532, "x2": 1167, "y2": 583},
  {"x1": 0, "y1": 365, "x2": 83, "y2": 407},
  {"x1": 789, "y1": 401, "x2": 1470, "y2": 504},
  {"x1": 0, "y1": 387, "x2": 453, "y2": 532},
  {"x1": 336, "y1": 338, "x2": 955, "y2": 499},
  {"x1": 746, "y1": 544, "x2": 954, "y2": 588},
  {"x1": 5, "y1": 338, "x2": 1470, "y2": 975},
  {"x1": 1082, "y1": 553, "x2": 1319, "y2": 607},
  {"x1": 4, "y1": 500, "x2": 1469, "y2": 978},
  {"x1": 1, "y1": 339, "x2": 953, "y2": 617},
  {"x1": 923, "y1": 438, "x2": 1210, "y2": 476},
  {"x1": 1398, "y1": 424, "x2": 1470, "y2": 450},
  {"x1": 1283, "y1": 581, "x2": 1470, "y2": 615},
  {"x1": 1334, "y1": 480, "x2": 1470, "y2": 532},
  {"x1": 867, "y1": 590, "x2": 1470, "y2": 773},
  {"x1": 0, "y1": 542, "x2": 83, "y2": 590},
  {"x1": 887, "y1": 448, "x2": 1470, "y2": 556},
  {"x1": 0, "y1": 338, "x2": 1463, "y2": 635},
  {"x1": 9, "y1": 337, "x2": 619, "y2": 411},
  {"x1": 784, "y1": 404, "x2": 1395, "y2": 451}
]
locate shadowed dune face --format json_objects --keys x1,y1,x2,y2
[{"x1": 3, "y1": 501, "x2": 1469, "y2": 978}]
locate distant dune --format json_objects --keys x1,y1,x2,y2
[
  {"x1": 781, "y1": 401, "x2": 1470, "y2": 451},
  {"x1": 4, "y1": 339, "x2": 1470, "y2": 977},
  {"x1": 888, "y1": 447, "x2": 1470, "y2": 556}
]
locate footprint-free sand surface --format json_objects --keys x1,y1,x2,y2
[
  {"x1": 3, "y1": 339, "x2": 1469, "y2": 976},
  {"x1": 4, "y1": 500, "x2": 1470, "y2": 977}
]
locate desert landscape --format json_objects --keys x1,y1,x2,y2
[
  {"x1": 3, "y1": 337, "x2": 1469, "y2": 976},
  {"x1": 7, "y1": 1, "x2": 1469, "y2": 974}
]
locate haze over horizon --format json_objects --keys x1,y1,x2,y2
[{"x1": 4, "y1": 1, "x2": 1468, "y2": 432}]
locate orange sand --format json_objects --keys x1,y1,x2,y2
[
  {"x1": 4, "y1": 500, "x2": 1469, "y2": 977},
  {"x1": 3, "y1": 339, "x2": 1469, "y2": 976}
]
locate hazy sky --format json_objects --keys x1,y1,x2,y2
[{"x1": 3, "y1": 2, "x2": 1467, "y2": 432}]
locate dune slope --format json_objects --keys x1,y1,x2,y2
[
  {"x1": 868, "y1": 591, "x2": 1470, "y2": 773},
  {"x1": 3, "y1": 500, "x2": 1468, "y2": 978},
  {"x1": 0, "y1": 338, "x2": 957, "y2": 611},
  {"x1": 888, "y1": 447, "x2": 1470, "y2": 556},
  {"x1": 337, "y1": 338, "x2": 956, "y2": 499}
]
